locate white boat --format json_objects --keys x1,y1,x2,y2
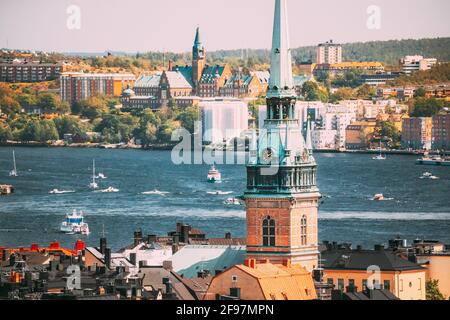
[
  {"x1": 89, "y1": 159, "x2": 98, "y2": 189},
  {"x1": 373, "y1": 194, "x2": 385, "y2": 201},
  {"x1": 207, "y1": 165, "x2": 222, "y2": 183},
  {"x1": 372, "y1": 142, "x2": 386, "y2": 160},
  {"x1": 49, "y1": 189, "x2": 75, "y2": 194},
  {"x1": 224, "y1": 197, "x2": 241, "y2": 205},
  {"x1": 207, "y1": 191, "x2": 233, "y2": 195},
  {"x1": 9, "y1": 150, "x2": 18, "y2": 177},
  {"x1": 60, "y1": 210, "x2": 90, "y2": 235},
  {"x1": 99, "y1": 187, "x2": 119, "y2": 193},
  {"x1": 141, "y1": 190, "x2": 169, "y2": 196}
]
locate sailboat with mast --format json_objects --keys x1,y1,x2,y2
[
  {"x1": 89, "y1": 159, "x2": 99, "y2": 189},
  {"x1": 372, "y1": 141, "x2": 386, "y2": 160},
  {"x1": 9, "y1": 150, "x2": 18, "y2": 177}
]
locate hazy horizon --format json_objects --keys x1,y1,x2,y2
[{"x1": 1, "y1": 0, "x2": 449, "y2": 53}]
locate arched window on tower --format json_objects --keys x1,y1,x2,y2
[
  {"x1": 262, "y1": 216, "x2": 276, "y2": 247},
  {"x1": 301, "y1": 215, "x2": 307, "y2": 246}
]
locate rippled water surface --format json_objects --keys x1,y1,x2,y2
[{"x1": 1, "y1": 147, "x2": 449, "y2": 250}]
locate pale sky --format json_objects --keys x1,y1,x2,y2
[{"x1": 1, "y1": 0, "x2": 449, "y2": 53}]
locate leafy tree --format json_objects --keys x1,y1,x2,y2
[
  {"x1": 0, "y1": 124, "x2": 12, "y2": 143},
  {"x1": 302, "y1": 81, "x2": 329, "y2": 102},
  {"x1": 356, "y1": 84, "x2": 376, "y2": 99},
  {"x1": 411, "y1": 98, "x2": 446, "y2": 117},
  {"x1": 330, "y1": 88, "x2": 356, "y2": 103},
  {"x1": 176, "y1": 106, "x2": 199, "y2": 133},
  {"x1": 53, "y1": 115, "x2": 84, "y2": 138},
  {"x1": 426, "y1": 280, "x2": 446, "y2": 300},
  {"x1": 0, "y1": 84, "x2": 21, "y2": 115},
  {"x1": 414, "y1": 87, "x2": 427, "y2": 98},
  {"x1": 379, "y1": 121, "x2": 401, "y2": 148},
  {"x1": 74, "y1": 97, "x2": 109, "y2": 119},
  {"x1": 36, "y1": 92, "x2": 69, "y2": 114}
]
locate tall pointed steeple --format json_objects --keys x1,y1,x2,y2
[
  {"x1": 194, "y1": 27, "x2": 201, "y2": 48},
  {"x1": 267, "y1": 0, "x2": 295, "y2": 99},
  {"x1": 243, "y1": 0, "x2": 320, "y2": 271}
]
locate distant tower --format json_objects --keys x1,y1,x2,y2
[
  {"x1": 243, "y1": 0, "x2": 320, "y2": 272},
  {"x1": 192, "y1": 27, "x2": 206, "y2": 92}
]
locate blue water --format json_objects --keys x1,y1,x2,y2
[{"x1": 0, "y1": 147, "x2": 449, "y2": 250}]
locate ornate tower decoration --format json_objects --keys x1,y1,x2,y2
[
  {"x1": 244, "y1": 0, "x2": 320, "y2": 271},
  {"x1": 192, "y1": 27, "x2": 206, "y2": 91}
]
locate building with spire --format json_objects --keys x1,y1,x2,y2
[{"x1": 243, "y1": 0, "x2": 320, "y2": 272}]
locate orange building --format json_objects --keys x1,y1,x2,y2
[
  {"x1": 204, "y1": 259, "x2": 317, "y2": 300},
  {"x1": 322, "y1": 245, "x2": 427, "y2": 300}
]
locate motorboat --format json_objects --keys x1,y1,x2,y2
[
  {"x1": 207, "y1": 165, "x2": 222, "y2": 183},
  {"x1": 60, "y1": 210, "x2": 90, "y2": 235}
]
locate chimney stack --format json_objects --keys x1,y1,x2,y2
[
  {"x1": 104, "y1": 248, "x2": 111, "y2": 269},
  {"x1": 100, "y1": 237, "x2": 107, "y2": 254},
  {"x1": 225, "y1": 232, "x2": 231, "y2": 239},
  {"x1": 134, "y1": 229, "x2": 143, "y2": 246}
]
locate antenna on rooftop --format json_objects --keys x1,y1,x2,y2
[{"x1": 99, "y1": 223, "x2": 108, "y2": 238}]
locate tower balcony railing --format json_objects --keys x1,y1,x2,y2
[{"x1": 264, "y1": 119, "x2": 299, "y2": 126}]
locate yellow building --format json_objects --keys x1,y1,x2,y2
[
  {"x1": 204, "y1": 260, "x2": 317, "y2": 300},
  {"x1": 322, "y1": 245, "x2": 427, "y2": 300}
]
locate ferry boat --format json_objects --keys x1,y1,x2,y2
[
  {"x1": 60, "y1": 210, "x2": 90, "y2": 235},
  {"x1": 415, "y1": 153, "x2": 450, "y2": 166},
  {"x1": 207, "y1": 165, "x2": 222, "y2": 183}
]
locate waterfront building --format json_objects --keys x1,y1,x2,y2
[
  {"x1": 204, "y1": 259, "x2": 317, "y2": 300},
  {"x1": 200, "y1": 98, "x2": 249, "y2": 145},
  {"x1": 243, "y1": 0, "x2": 320, "y2": 271},
  {"x1": 432, "y1": 114, "x2": 450, "y2": 151},
  {"x1": 345, "y1": 120, "x2": 377, "y2": 150},
  {"x1": 316, "y1": 40, "x2": 342, "y2": 64},
  {"x1": 400, "y1": 55, "x2": 437, "y2": 74},
  {"x1": 220, "y1": 71, "x2": 269, "y2": 98},
  {"x1": 322, "y1": 243, "x2": 427, "y2": 300},
  {"x1": 60, "y1": 72, "x2": 135, "y2": 104},
  {"x1": 0, "y1": 61, "x2": 63, "y2": 83},
  {"x1": 401, "y1": 117, "x2": 433, "y2": 150}
]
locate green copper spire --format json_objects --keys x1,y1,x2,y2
[
  {"x1": 267, "y1": 0, "x2": 295, "y2": 99},
  {"x1": 194, "y1": 27, "x2": 201, "y2": 47}
]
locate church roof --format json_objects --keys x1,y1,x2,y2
[{"x1": 267, "y1": 0, "x2": 296, "y2": 99}]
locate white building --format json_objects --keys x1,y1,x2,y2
[
  {"x1": 200, "y1": 98, "x2": 249, "y2": 145},
  {"x1": 400, "y1": 55, "x2": 437, "y2": 74},
  {"x1": 316, "y1": 40, "x2": 343, "y2": 64}
]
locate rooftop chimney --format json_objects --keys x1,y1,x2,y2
[
  {"x1": 225, "y1": 232, "x2": 232, "y2": 239},
  {"x1": 134, "y1": 230, "x2": 143, "y2": 246},
  {"x1": 147, "y1": 234, "x2": 157, "y2": 244},
  {"x1": 100, "y1": 237, "x2": 107, "y2": 254},
  {"x1": 104, "y1": 248, "x2": 111, "y2": 269}
]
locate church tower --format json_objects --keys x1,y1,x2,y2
[
  {"x1": 243, "y1": 0, "x2": 320, "y2": 271},
  {"x1": 192, "y1": 27, "x2": 206, "y2": 91}
]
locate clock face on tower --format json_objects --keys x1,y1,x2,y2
[{"x1": 261, "y1": 147, "x2": 275, "y2": 164}]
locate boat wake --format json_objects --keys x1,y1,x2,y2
[
  {"x1": 96, "y1": 187, "x2": 119, "y2": 193},
  {"x1": 49, "y1": 189, "x2": 75, "y2": 194},
  {"x1": 141, "y1": 190, "x2": 170, "y2": 196}
]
